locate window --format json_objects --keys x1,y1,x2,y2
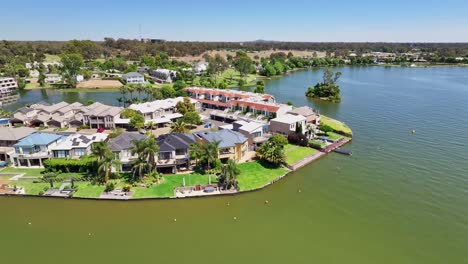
[
  {"x1": 175, "y1": 149, "x2": 186, "y2": 156},
  {"x1": 74, "y1": 148, "x2": 86, "y2": 157},
  {"x1": 55, "y1": 150, "x2": 68, "y2": 158}
]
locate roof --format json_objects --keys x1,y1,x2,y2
[
  {"x1": 194, "y1": 130, "x2": 247, "y2": 148},
  {"x1": 0, "y1": 127, "x2": 36, "y2": 141},
  {"x1": 83, "y1": 102, "x2": 122, "y2": 117},
  {"x1": 122, "y1": 72, "x2": 144, "y2": 79},
  {"x1": 271, "y1": 113, "x2": 306, "y2": 124},
  {"x1": 50, "y1": 133, "x2": 107, "y2": 151},
  {"x1": 236, "y1": 121, "x2": 264, "y2": 133},
  {"x1": 156, "y1": 133, "x2": 195, "y2": 152},
  {"x1": 108, "y1": 132, "x2": 147, "y2": 152},
  {"x1": 14, "y1": 133, "x2": 63, "y2": 147},
  {"x1": 17, "y1": 107, "x2": 34, "y2": 114},
  {"x1": 288, "y1": 106, "x2": 318, "y2": 118},
  {"x1": 129, "y1": 97, "x2": 191, "y2": 114}
]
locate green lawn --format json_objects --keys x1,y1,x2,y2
[
  {"x1": 321, "y1": 115, "x2": 352, "y2": 135},
  {"x1": 0, "y1": 167, "x2": 44, "y2": 177},
  {"x1": 15, "y1": 180, "x2": 50, "y2": 195},
  {"x1": 73, "y1": 182, "x2": 106, "y2": 198},
  {"x1": 237, "y1": 161, "x2": 289, "y2": 191},
  {"x1": 45, "y1": 54, "x2": 61, "y2": 62},
  {"x1": 326, "y1": 132, "x2": 344, "y2": 141},
  {"x1": 132, "y1": 173, "x2": 214, "y2": 198},
  {"x1": 284, "y1": 144, "x2": 318, "y2": 165}
]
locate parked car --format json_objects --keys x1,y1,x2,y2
[
  {"x1": 0, "y1": 161, "x2": 8, "y2": 167},
  {"x1": 97, "y1": 127, "x2": 105, "y2": 133}
]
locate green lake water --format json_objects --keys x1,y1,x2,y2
[{"x1": 1, "y1": 66, "x2": 467, "y2": 263}]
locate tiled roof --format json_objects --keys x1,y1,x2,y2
[
  {"x1": 108, "y1": 132, "x2": 147, "y2": 151},
  {"x1": 0, "y1": 127, "x2": 36, "y2": 141},
  {"x1": 194, "y1": 129, "x2": 247, "y2": 148},
  {"x1": 14, "y1": 133, "x2": 64, "y2": 147},
  {"x1": 156, "y1": 133, "x2": 195, "y2": 152}
]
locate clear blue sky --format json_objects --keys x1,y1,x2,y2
[{"x1": 1, "y1": 0, "x2": 467, "y2": 42}]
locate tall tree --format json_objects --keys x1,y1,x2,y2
[{"x1": 60, "y1": 53, "x2": 84, "y2": 87}]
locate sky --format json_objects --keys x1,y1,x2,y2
[{"x1": 1, "y1": 0, "x2": 468, "y2": 42}]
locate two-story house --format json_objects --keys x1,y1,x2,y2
[
  {"x1": 150, "y1": 69, "x2": 177, "y2": 83},
  {"x1": 155, "y1": 133, "x2": 195, "y2": 173},
  {"x1": 11, "y1": 133, "x2": 65, "y2": 167},
  {"x1": 50, "y1": 133, "x2": 108, "y2": 159},
  {"x1": 108, "y1": 132, "x2": 147, "y2": 172},
  {"x1": 0, "y1": 127, "x2": 36, "y2": 163},
  {"x1": 193, "y1": 130, "x2": 248, "y2": 162},
  {"x1": 82, "y1": 102, "x2": 122, "y2": 129},
  {"x1": 122, "y1": 72, "x2": 145, "y2": 84},
  {"x1": 0, "y1": 77, "x2": 18, "y2": 99},
  {"x1": 269, "y1": 113, "x2": 308, "y2": 136}
]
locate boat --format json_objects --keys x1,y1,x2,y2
[{"x1": 333, "y1": 148, "x2": 352, "y2": 155}]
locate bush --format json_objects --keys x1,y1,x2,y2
[
  {"x1": 319, "y1": 124, "x2": 334, "y2": 133},
  {"x1": 43, "y1": 156, "x2": 96, "y2": 173},
  {"x1": 122, "y1": 184, "x2": 131, "y2": 192},
  {"x1": 104, "y1": 182, "x2": 115, "y2": 192},
  {"x1": 288, "y1": 133, "x2": 308, "y2": 146},
  {"x1": 309, "y1": 141, "x2": 324, "y2": 150}
]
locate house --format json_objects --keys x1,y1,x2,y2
[
  {"x1": 137, "y1": 66, "x2": 150, "y2": 73},
  {"x1": 11, "y1": 133, "x2": 65, "y2": 167},
  {"x1": 269, "y1": 113, "x2": 308, "y2": 136},
  {"x1": 150, "y1": 69, "x2": 177, "y2": 83},
  {"x1": 288, "y1": 106, "x2": 320, "y2": 125},
  {"x1": 194, "y1": 130, "x2": 248, "y2": 162},
  {"x1": 82, "y1": 102, "x2": 122, "y2": 129},
  {"x1": 50, "y1": 133, "x2": 108, "y2": 159},
  {"x1": 108, "y1": 132, "x2": 147, "y2": 172},
  {"x1": 45, "y1": 74, "x2": 62, "y2": 84},
  {"x1": 232, "y1": 120, "x2": 268, "y2": 148},
  {"x1": 123, "y1": 97, "x2": 200, "y2": 127},
  {"x1": 122, "y1": 72, "x2": 145, "y2": 84},
  {"x1": 0, "y1": 77, "x2": 17, "y2": 99},
  {"x1": 156, "y1": 133, "x2": 196, "y2": 173},
  {"x1": 183, "y1": 87, "x2": 291, "y2": 120},
  {"x1": 0, "y1": 127, "x2": 36, "y2": 163},
  {"x1": 194, "y1": 62, "x2": 208, "y2": 75}
]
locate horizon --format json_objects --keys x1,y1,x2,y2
[{"x1": 1, "y1": 0, "x2": 468, "y2": 42}]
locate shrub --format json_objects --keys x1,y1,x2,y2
[
  {"x1": 319, "y1": 124, "x2": 334, "y2": 133},
  {"x1": 288, "y1": 133, "x2": 308, "y2": 146},
  {"x1": 104, "y1": 182, "x2": 115, "y2": 192},
  {"x1": 122, "y1": 184, "x2": 131, "y2": 192},
  {"x1": 43, "y1": 156, "x2": 96, "y2": 173},
  {"x1": 309, "y1": 141, "x2": 324, "y2": 150}
]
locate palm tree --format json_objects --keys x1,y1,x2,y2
[
  {"x1": 143, "y1": 84, "x2": 153, "y2": 101},
  {"x1": 170, "y1": 119, "x2": 188, "y2": 133},
  {"x1": 119, "y1": 85, "x2": 128, "y2": 107},
  {"x1": 204, "y1": 141, "x2": 219, "y2": 171},
  {"x1": 91, "y1": 141, "x2": 110, "y2": 161},
  {"x1": 126, "y1": 84, "x2": 135, "y2": 102},
  {"x1": 98, "y1": 152, "x2": 115, "y2": 183},
  {"x1": 130, "y1": 135, "x2": 160, "y2": 181},
  {"x1": 91, "y1": 142, "x2": 114, "y2": 183},
  {"x1": 221, "y1": 159, "x2": 240, "y2": 189},
  {"x1": 189, "y1": 142, "x2": 204, "y2": 167},
  {"x1": 135, "y1": 84, "x2": 145, "y2": 100},
  {"x1": 146, "y1": 121, "x2": 156, "y2": 132}
]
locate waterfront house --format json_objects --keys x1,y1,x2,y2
[
  {"x1": 232, "y1": 120, "x2": 268, "y2": 148},
  {"x1": 122, "y1": 72, "x2": 145, "y2": 84},
  {"x1": 183, "y1": 87, "x2": 291, "y2": 120},
  {"x1": 269, "y1": 113, "x2": 308, "y2": 136},
  {"x1": 288, "y1": 106, "x2": 320, "y2": 125},
  {"x1": 194, "y1": 129, "x2": 248, "y2": 162},
  {"x1": 150, "y1": 69, "x2": 177, "y2": 83},
  {"x1": 0, "y1": 77, "x2": 18, "y2": 99},
  {"x1": 82, "y1": 102, "x2": 122, "y2": 129},
  {"x1": 125, "y1": 97, "x2": 200, "y2": 127},
  {"x1": 45, "y1": 74, "x2": 62, "y2": 84},
  {"x1": 194, "y1": 62, "x2": 209, "y2": 75},
  {"x1": 156, "y1": 133, "x2": 195, "y2": 173},
  {"x1": 11, "y1": 133, "x2": 65, "y2": 167},
  {"x1": 0, "y1": 127, "x2": 36, "y2": 163},
  {"x1": 108, "y1": 132, "x2": 147, "y2": 172},
  {"x1": 49, "y1": 133, "x2": 108, "y2": 159}
]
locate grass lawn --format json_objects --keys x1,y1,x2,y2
[
  {"x1": 15, "y1": 180, "x2": 50, "y2": 195},
  {"x1": 0, "y1": 167, "x2": 44, "y2": 177},
  {"x1": 132, "y1": 173, "x2": 214, "y2": 198},
  {"x1": 73, "y1": 182, "x2": 106, "y2": 198},
  {"x1": 45, "y1": 54, "x2": 61, "y2": 62},
  {"x1": 321, "y1": 115, "x2": 352, "y2": 135},
  {"x1": 284, "y1": 144, "x2": 318, "y2": 165},
  {"x1": 237, "y1": 161, "x2": 289, "y2": 191},
  {"x1": 327, "y1": 132, "x2": 344, "y2": 141}
]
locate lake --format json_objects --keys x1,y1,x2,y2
[{"x1": 1, "y1": 66, "x2": 467, "y2": 263}]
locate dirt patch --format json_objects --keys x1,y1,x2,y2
[
  {"x1": 77, "y1": 80, "x2": 123, "y2": 89},
  {"x1": 175, "y1": 49, "x2": 327, "y2": 62}
]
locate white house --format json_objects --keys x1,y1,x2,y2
[
  {"x1": 150, "y1": 69, "x2": 177, "y2": 83},
  {"x1": 269, "y1": 113, "x2": 308, "y2": 136},
  {"x1": 122, "y1": 72, "x2": 145, "y2": 84},
  {"x1": 0, "y1": 77, "x2": 17, "y2": 99},
  {"x1": 50, "y1": 133, "x2": 108, "y2": 159},
  {"x1": 45, "y1": 74, "x2": 62, "y2": 84}
]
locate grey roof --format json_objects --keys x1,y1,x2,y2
[
  {"x1": 17, "y1": 107, "x2": 34, "y2": 114},
  {"x1": 0, "y1": 127, "x2": 36, "y2": 141},
  {"x1": 156, "y1": 133, "x2": 195, "y2": 152},
  {"x1": 122, "y1": 72, "x2": 144, "y2": 79},
  {"x1": 288, "y1": 106, "x2": 318, "y2": 118},
  {"x1": 194, "y1": 130, "x2": 247, "y2": 148},
  {"x1": 108, "y1": 132, "x2": 147, "y2": 152}
]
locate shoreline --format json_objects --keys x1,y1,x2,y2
[{"x1": 0, "y1": 137, "x2": 352, "y2": 201}]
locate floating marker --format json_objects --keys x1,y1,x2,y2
[
  {"x1": 174, "y1": 218, "x2": 177, "y2": 222},
  {"x1": 264, "y1": 200, "x2": 269, "y2": 204},
  {"x1": 233, "y1": 216, "x2": 237, "y2": 220}
]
